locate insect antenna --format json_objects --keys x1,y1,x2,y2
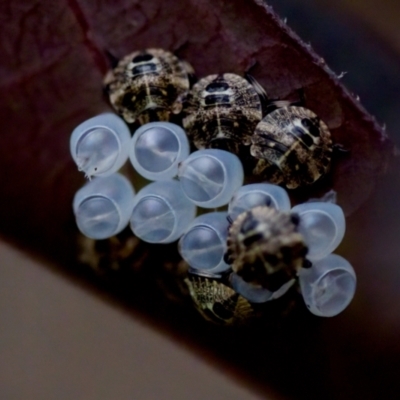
[
  {"x1": 245, "y1": 73, "x2": 269, "y2": 116},
  {"x1": 104, "y1": 49, "x2": 120, "y2": 69},
  {"x1": 332, "y1": 143, "x2": 351, "y2": 155}
]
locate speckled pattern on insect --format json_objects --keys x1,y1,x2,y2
[
  {"x1": 183, "y1": 73, "x2": 263, "y2": 154},
  {"x1": 104, "y1": 48, "x2": 193, "y2": 125},
  {"x1": 185, "y1": 273, "x2": 256, "y2": 325},
  {"x1": 225, "y1": 206, "x2": 308, "y2": 292},
  {"x1": 251, "y1": 106, "x2": 333, "y2": 188}
]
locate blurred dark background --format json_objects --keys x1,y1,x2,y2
[{"x1": 1, "y1": 1, "x2": 400, "y2": 399}]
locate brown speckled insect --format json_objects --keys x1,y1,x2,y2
[
  {"x1": 225, "y1": 206, "x2": 308, "y2": 292},
  {"x1": 183, "y1": 73, "x2": 263, "y2": 154},
  {"x1": 250, "y1": 105, "x2": 333, "y2": 189},
  {"x1": 185, "y1": 272, "x2": 257, "y2": 325},
  {"x1": 77, "y1": 232, "x2": 142, "y2": 274},
  {"x1": 104, "y1": 48, "x2": 193, "y2": 125}
]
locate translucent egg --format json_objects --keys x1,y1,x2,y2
[
  {"x1": 291, "y1": 202, "x2": 345, "y2": 261},
  {"x1": 129, "y1": 122, "x2": 190, "y2": 180},
  {"x1": 178, "y1": 212, "x2": 231, "y2": 274},
  {"x1": 228, "y1": 183, "x2": 291, "y2": 221},
  {"x1": 299, "y1": 254, "x2": 357, "y2": 317},
  {"x1": 130, "y1": 180, "x2": 196, "y2": 243},
  {"x1": 73, "y1": 173, "x2": 135, "y2": 239},
  {"x1": 230, "y1": 273, "x2": 296, "y2": 303},
  {"x1": 70, "y1": 113, "x2": 131, "y2": 179},
  {"x1": 178, "y1": 149, "x2": 244, "y2": 208},
  {"x1": 230, "y1": 273, "x2": 273, "y2": 303}
]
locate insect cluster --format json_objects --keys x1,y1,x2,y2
[{"x1": 70, "y1": 48, "x2": 356, "y2": 325}]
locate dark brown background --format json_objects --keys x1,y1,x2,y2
[{"x1": 1, "y1": 1, "x2": 400, "y2": 399}]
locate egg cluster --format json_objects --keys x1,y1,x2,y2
[{"x1": 70, "y1": 48, "x2": 356, "y2": 321}]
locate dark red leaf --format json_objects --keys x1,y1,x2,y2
[{"x1": 0, "y1": 0, "x2": 396, "y2": 399}]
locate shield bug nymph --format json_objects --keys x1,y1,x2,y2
[
  {"x1": 183, "y1": 73, "x2": 263, "y2": 154},
  {"x1": 225, "y1": 206, "x2": 308, "y2": 293},
  {"x1": 104, "y1": 48, "x2": 193, "y2": 125},
  {"x1": 250, "y1": 105, "x2": 333, "y2": 189},
  {"x1": 185, "y1": 270, "x2": 257, "y2": 325}
]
